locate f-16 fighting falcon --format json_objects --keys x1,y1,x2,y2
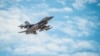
[{"x1": 18, "y1": 16, "x2": 53, "y2": 34}]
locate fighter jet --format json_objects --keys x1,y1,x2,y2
[{"x1": 18, "y1": 16, "x2": 53, "y2": 34}]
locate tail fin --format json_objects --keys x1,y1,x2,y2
[{"x1": 25, "y1": 21, "x2": 30, "y2": 25}]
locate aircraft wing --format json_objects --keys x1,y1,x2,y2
[
  {"x1": 19, "y1": 30, "x2": 37, "y2": 34},
  {"x1": 27, "y1": 24, "x2": 38, "y2": 33}
]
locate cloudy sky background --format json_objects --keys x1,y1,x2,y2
[{"x1": 0, "y1": 0, "x2": 100, "y2": 56}]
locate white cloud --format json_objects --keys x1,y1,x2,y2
[
  {"x1": 13, "y1": 45, "x2": 48, "y2": 55},
  {"x1": 75, "y1": 41, "x2": 99, "y2": 51},
  {"x1": 57, "y1": 0, "x2": 66, "y2": 5},
  {"x1": 72, "y1": 0, "x2": 97, "y2": 9},
  {"x1": 64, "y1": 16, "x2": 70, "y2": 19},
  {"x1": 73, "y1": 52, "x2": 99, "y2": 56},
  {"x1": 60, "y1": 16, "x2": 96, "y2": 37},
  {"x1": 97, "y1": 3, "x2": 100, "y2": 6},
  {"x1": 49, "y1": 7, "x2": 73, "y2": 12},
  {"x1": 0, "y1": 31, "x2": 99, "y2": 56}
]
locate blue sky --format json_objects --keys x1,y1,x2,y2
[{"x1": 0, "y1": 0, "x2": 100, "y2": 56}]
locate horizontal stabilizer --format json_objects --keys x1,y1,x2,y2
[{"x1": 19, "y1": 30, "x2": 26, "y2": 33}]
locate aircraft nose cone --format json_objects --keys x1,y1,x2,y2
[
  {"x1": 50, "y1": 16, "x2": 54, "y2": 18},
  {"x1": 48, "y1": 16, "x2": 53, "y2": 20}
]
